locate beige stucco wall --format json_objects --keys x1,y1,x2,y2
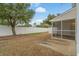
[
  {"x1": 76, "y1": 4, "x2": 79, "y2": 56},
  {"x1": 51, "y1": 7, "x2": 76, "y2": 22}
]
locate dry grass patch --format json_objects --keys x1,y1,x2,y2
[{"x1": 0, "y1": 32, "x2": 63, "y2": 56}]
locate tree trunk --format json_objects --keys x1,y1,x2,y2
[{"x1": 11, "y1": 26, "x2": 16, "y2": 35}]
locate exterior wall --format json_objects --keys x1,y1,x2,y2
[
  {"x1": 51, "y1": 7, "x2": 76, "y2": 22},
  {"x1": 76, "y1": 4, "x2": 79, "y2": 56},
  {"x1": 0, "y1": 25, "x2": 52, "y2": 36}
]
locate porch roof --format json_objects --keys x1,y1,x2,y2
[{"x1": 50, "y1": 7, "x2": 76, "y2": 22}]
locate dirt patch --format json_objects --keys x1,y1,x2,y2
[
  {"x1": 38, "y1": 39, "x2": 76, "y2": 56},
  {"x1": 0, "y1": 32, "x2": 50, "y2": 40},
  {"x1": 0, "y1": 32, "x2": 63, "y2": 56}
]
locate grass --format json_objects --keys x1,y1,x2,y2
[{"x1": 0, "y1": 32, "x2": 63, "y2": 56}]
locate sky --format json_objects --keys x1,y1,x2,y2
[{"x1": 29, "y1": 3, "x2": 72, "y2": 25}]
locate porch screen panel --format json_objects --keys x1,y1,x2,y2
[
  {"x1": 62, "y1": 19, "x2": 75, "y2": 40},
  {"x1": 53, "y1": 21, "x2": 61, "y2": 39}
]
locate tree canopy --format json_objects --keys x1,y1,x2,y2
[
  {"x1": 0, "y1": 3, "x2": 35, "y2": 35},
  {"x1": 37, "y1": 14, "x2": 56, "y2": 28}
]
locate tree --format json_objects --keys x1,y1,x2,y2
[
  {"x1": 38, "y1": 14, "x2": 56, "y2": 28},
  {"x1": 0, "y1": 3, "x2": 35, "y2": 35}
]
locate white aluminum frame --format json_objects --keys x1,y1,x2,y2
[{"x1": 51, "y1": 19, "x2": 75, "y2": 40}]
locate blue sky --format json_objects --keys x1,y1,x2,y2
[{"x1": 29, "y1": 3, "x2": 72, "y2": 25}]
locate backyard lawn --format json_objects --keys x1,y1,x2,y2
[{"x1": 0, "y1": 32, "x2": 63, "y2": 56}]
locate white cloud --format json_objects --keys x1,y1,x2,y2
[{"x1": 35, "y1": 7, "x2": 46, "y2": 13}]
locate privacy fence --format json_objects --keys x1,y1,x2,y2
[{"x1": 0, "y1": 25, "x2": 52, "y2": 36}]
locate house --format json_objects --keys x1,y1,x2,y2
[{"x1": 50, "y1": 4, "x2": 76, "y2": 40}]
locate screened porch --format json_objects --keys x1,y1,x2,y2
[{"x1": 52, "y1": 19, "x2": 75, "y2": 40}]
